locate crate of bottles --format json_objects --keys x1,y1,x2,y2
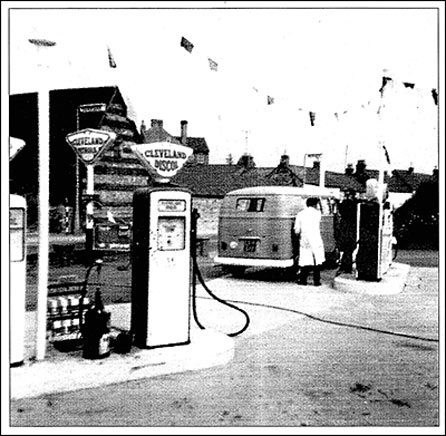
[{"x1": 47, "y1": 280, "x2": 92, "y2": 343}]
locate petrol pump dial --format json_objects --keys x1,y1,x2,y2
[{"x1": 157, "y1": 217, "x2": 185, "y2": 250}]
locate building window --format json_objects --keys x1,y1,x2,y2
[{"x1": 196, "y1": 154, "x2": 205, "y2": 164}]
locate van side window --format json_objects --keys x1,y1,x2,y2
[{"x1": 236, "y1": 198, "x2": 265, "y2": 212}]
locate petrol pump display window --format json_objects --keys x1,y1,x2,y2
[
  {"x1": 10, "y1": 208, "x2": 25, "y2": 262},
  {"x1": 157, "y1": 217, "x2": 186, "y2": 251},
  {"x1": 158, "y1": 199, "x2": 186, "y2": 212}
]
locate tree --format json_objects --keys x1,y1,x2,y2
[
  {"x1": 393, "y1": 178, "x2": 439, "y2": 249},
  {"x1": 226, "y1": 153, "x2": 234, "y2": 165}
]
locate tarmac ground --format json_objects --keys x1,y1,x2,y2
[{"x1": 6, "y1": 234, "x2": 441, "y2": 429}]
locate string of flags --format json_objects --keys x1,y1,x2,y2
[{"x1": 177, "y1": 34, "x2": 438, "y2": 127}]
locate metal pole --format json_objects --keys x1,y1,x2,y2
[
  {"x1": 35, "y1": 89, "x2": 50, "y2": 360},
  {"x1": 74, "y1": 108, "x2": 80, "y2": 233}
]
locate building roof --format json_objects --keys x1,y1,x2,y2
[
  {"x1": 174, "y1": 136, "x2": 209, "y2": 154},
  {"x1": 389, "y1": 169, "x2": 433, "y2": 193},
  {"x1": 142, "y1": 126, "x2": 181, "y2": 145},
  {"x1": 171, "y1": 163, "x2": 367, "y2": 197}
]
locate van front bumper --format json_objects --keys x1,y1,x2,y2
[{"x1": 214, "y1": 256, "x2": 294, "y2": 268}]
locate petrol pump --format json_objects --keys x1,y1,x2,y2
[
  {"x1": 10, "y1": 194, "x2": 27, "y2": 366},
  {"x1": 129, "y1": 140, "x2": 194, "y2": 349},
  {"x1": 356, "y1": 179, "x2": 394, "y2": 281},
  {"x1": 131, "y1": 187, "x2": 192, "y2": 348}
]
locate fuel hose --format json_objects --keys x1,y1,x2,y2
[
  {"x1": 190, "y1": 208, "x2": 250, "y2": 337},
  {"x1": 191, "y1": 252, "x2": 250, "y2": 337}
]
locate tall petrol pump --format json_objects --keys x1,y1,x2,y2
[
  {"x1": 129, "y1": 138, "x2": 193, "y2": 349},
  {"x1": 10, "y1": 194, "x2": 27, "y2": 366},
  {"x1": 356, "y1": 180, "x2": 394, "y2": 281},
  {"x1": 131, "y1": 187, "x2": 192, "y2": 348}
]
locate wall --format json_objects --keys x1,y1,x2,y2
[{"x1": 192, "y1": 197, "x2": 222, "y2": 236}]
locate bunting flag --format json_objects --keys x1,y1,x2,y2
[
  {"x1": 208, "y1": 58, "x2": 218, "y2": 71},
  {"x1": 382, "y1": 144, "x2": 391, "y2": 165},
  {"x1": 432, "y1": 88, "x2": 438, "y2": 105},
  {"x1": 379, "y1": 76, "x2": 392, "y2": 97},
  {"x1": 174, "y1": 33, "x2": 437, "y2": 129},
  {"x1": 309, "y1": 111, "x2": 316, "y2": 126},
  {"x1": 180, "y1": 36, "x2": 194, "y2": 53},
  {"x1": 107, "y1": 46, "x2": 117, "y2": 68}
]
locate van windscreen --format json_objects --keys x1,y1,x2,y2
[{"x1": 236, "y1": 198, "x2": 265, "y2": 212}]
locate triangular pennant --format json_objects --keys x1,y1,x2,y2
[
  {"x1": 379, "y1": 76, "x2": 392, "y2": 97},
  {"x1": 382, "y1": 144, "x2": 391, "y2": 165},
  {"x1": 208, "y1": 58, "x2": 218, "y2": 71},
  {"x1": 180, "y1": 36, "x2": 194, "y2": 53},
  {"x1": 432, "y1": 89, "x2": 438, "y2": 105},
  {"x1": 107, "y1": 46, "x2": 117, "y2": 68},
  {"x1": 309, "y1": 111, "x2": 316, "y2": 126}
]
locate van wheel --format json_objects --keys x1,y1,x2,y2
[{"x1": 227, "y1": 266, "x2": 246, "y2": 277}]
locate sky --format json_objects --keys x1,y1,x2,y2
[{"x1": 4, "y1": 1, "x2": 443, "y2": 174}]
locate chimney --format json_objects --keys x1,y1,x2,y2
[
  {"x1": 345, "y1": 163, "x2": 354, "y2": 176},
  {"x1": 408, "y1": 166, "x2": 414, "y2": 174},
  {"x1": 237, "y1": 154, "x2": 255, "y2": 169},
  {"x1": 280, "y1": 154, "x2": 290, "y2": 167},
  {"x1": 180, "y1": 120, "x2": 188, "y2": 145},
  {"x1": 151, "y1": 119, "x2": 163, "y2": 128},
  {"x1": 356, "y1": 159, "x2": 366, "y2": 175},
  {"x1": 140, "y1": 120, "x2": 146, "y2": 135}
]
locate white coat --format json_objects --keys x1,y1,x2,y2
[{"x1": 294, "y1": 206, "x2": 325, "y2": 267}]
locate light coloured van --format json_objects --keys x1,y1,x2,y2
[{"x1": 214, "y1": 185, "x2": 340, "y2": 274}]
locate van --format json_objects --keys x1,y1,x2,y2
[{"x1": 214, "y1": 185, "x2": 340, "y2": 274}]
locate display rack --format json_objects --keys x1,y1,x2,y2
[{"x1": 47, "y1": 280, "x2": 92, "y2": 343}]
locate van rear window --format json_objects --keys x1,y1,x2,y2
[{"x1": 236, "y1": 198, "x2": 265, "y2": 212}]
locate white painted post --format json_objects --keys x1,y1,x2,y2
[
  {"x1": 30, "y1": 37, "x2": 56, "y2": 361},
  {"x1": 85, "y1": 165, "x2": 95, "y2": 260},
  {"x1": 35, "y1": 88, "x2": 50, "y2": 361},
  {"x1": 319, "y1": 153, "x2": 325, "y2": 188}
]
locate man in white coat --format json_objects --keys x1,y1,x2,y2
[{"x1": 294, "y1": 197, "x2": 325, "y2": 286}]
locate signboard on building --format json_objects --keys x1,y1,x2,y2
[
  {"x1": 65, "y1": 128, "x2": 116, "y2": 165},
  {"x1": 131, "y1": 142, "x2": 193, "y2": 181},
  {"x1": 78, "y1": 103, "x2": 107, "y2": 113}
]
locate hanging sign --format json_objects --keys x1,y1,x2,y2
[
  {"x1": 66, "y1": 128, "x2": 116, "y2": 165},
  {"x1": 131, "y1": 142, "x2": 193, "y2": 181}
]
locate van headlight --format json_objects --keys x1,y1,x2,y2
[{"x1": 229, "y1": 241, "x2": 238, "y2": 249}]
